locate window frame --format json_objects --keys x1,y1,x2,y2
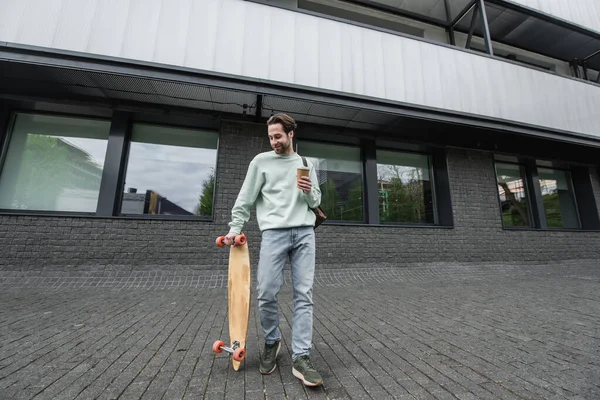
[
  {"x1": 493, "y1": 154, "x2": 600, "y2": 232},
  {"x1": 0, "y1": 107, "x2": 221, "y2": 221},
  {"x1": 537, "y1": 166, "x2": 582, "y2": 230},
  {"x1": 296, "y1": 136, "x2": 450, "y2": 228},
  {"x1": 375, "y1": 147, "x2": 438, "y2": 226},
  {"x1": 0, "y1": 110, "x2": 112, "y2": 216},
  {"x1": 117, "y1": 120, "x2": 220, "y2": 220},
  {"x1": 493, "y1": 161, "x2": 535, "y2": 229},
  {"x1": 297, "y1": 139, "x2": 367, "y2": 225}
]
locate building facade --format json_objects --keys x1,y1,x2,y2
[{"x1": 0, "y1": 0, "x2": 599, "y2": 271}]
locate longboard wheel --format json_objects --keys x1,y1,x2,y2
[
  {"x1": 215, "y1": 236, "x2": 226, "y2": 247},
  {"x1": 234, "y1": 234, "x2": 246, "y2": 246},
  {"x1": 212, "y1": 340, "x2": 225, "y2": 354},
  {"x1": 233, "y1": 348, "x2": 246, "y2": 362}
]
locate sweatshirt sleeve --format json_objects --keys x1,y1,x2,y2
[
  {"x1": 228, "y1": 158, "x2": 264, "y2": 234},
  {"x1": 302, "y1": 159, "x2": 322, "y2": 209}
]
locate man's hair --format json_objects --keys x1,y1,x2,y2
[{"x1": 267, "y1": 113, "x2": 297, "y2": 134}]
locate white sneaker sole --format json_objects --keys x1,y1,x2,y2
[{"x1": 292, "y1": 367, "x2": 323, "y2": 387}]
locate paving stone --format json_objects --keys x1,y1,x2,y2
[{"x1": 0, "y1": 262, "x2": 599, "y2": 399}]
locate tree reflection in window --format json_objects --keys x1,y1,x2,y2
[
  {"x1": 300, "y1": 142, "x2": 364, "y2": 222},
  {"x1": 0, "y1": 114, "x2": 109, "y2": 212},
  {"x1": 194, "y1": 169, "x2": 215, "y2": 217},
  {"x1": 377, "y1": 150, "x2": 434, "y2": 224},
  {"x1": 538, "y1": 168, "x2": 579, "y2": 229},
  {"x1": 495, "y1": 163, "x2": 531, "y2": 227}
]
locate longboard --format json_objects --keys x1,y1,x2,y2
[{"x1": 212, "y1": 233, "x2": 251, "y2": 371}]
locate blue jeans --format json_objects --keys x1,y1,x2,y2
[{"x1": 257, "y1": 226, "x2": 315, "y2": 361}]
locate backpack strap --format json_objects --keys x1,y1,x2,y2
[{"x1": 301, "y1": 156, "x2": 308, "y2": 167}]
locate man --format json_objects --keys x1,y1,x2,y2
[{"x1": 223, "y1": 113, "x2": 323, "y2": 387}]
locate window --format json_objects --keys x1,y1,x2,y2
[
  {"x1": 495, "y1": 163, "x2": 532, "y2": 227},
  {"x1": 299, "y1": 142, "x2": 363, "y2": 222},
  {"x1": 298, "y1": 0, "x2": 426, "y2": 38},
  {"x1": 538, "y1": 168, "x2": 580, "y2": 229},
  {"x1": 297, "y1": 140, "x2": 450, "y2": 226},
  {"x1": 121, "y1": 124, "x2": 218, "y2": 217},
  {"x1": 494, "y1": 156, "x2": 595, "y2": 230},
  {"x1": 0, "y1": 113, "x2": 110, "y2": 212},
  {"x1": 377, "y1": 150, "x2": 434, "y2": 224}
]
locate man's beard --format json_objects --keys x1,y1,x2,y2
[{"x1": 274, "y1": 141, "x2": 291, "y2": 153}]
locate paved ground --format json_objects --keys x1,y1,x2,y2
[{"x1": 0, "y1": 261, "x2": 599, "y2": 400}]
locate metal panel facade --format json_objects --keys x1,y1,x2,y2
[
  {"x1": 507, "y1": 0, "x2": 600, "y2": 34},
  {"x1": 0, "y1": 0, "x2": 599, "y2": 139}
]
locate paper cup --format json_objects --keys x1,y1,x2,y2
[{"x1": 297, "y1": 167, "x2": 310, "y2": 181}]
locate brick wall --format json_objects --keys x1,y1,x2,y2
[{"x1": 1, "y1": 120, "x2": 599, "y2": 273}]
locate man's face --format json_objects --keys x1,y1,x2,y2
[{"x1": 268, "y1": 123, "x2": 293, "y2": 154}]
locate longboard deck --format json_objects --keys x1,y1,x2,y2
[{"x1": 228, "y1": 242, "x2": 251, "y2": 371}]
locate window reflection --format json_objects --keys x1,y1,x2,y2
[
  {"x1": 495, "y1": 163, "x2": 532, "y2": 227},
  {"x1": 377, "y1": 150, "x2": 434, "y2": 224},
  {"x1": 538, "y1": 168, "x2": 580, "y2": 229},
  {"x1": 121, "y1": 124, "x2": 218, "y2": 216},
  {"x1": 299, "y1": 142, "x2": 364, "y2": 222},
  {"x1": 0, "y1": 113, "x2": 109, "y2": 212}
]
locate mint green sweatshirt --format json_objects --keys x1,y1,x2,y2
[{"x1": 228, "y1": 151, "x2": 322, "y2": 234}]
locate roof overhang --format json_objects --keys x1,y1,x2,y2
[{"x1": 1, "y1": 43, "x2": 600, "y2": 155}]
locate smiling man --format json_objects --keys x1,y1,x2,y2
[{"x1": 223, "y1": 113, "x2": 323, "y2": 386}]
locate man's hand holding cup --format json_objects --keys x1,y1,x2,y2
[{"x1": 297, "y1": 167, "x2": 311, "y2": 194}]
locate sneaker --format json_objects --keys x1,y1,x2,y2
[
  {"x1": 292, "y1": 355, "x2": 323, "y2": 386},
  {"x1": 260, "y1": 341, "x2": 281, "y2": 374}
]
